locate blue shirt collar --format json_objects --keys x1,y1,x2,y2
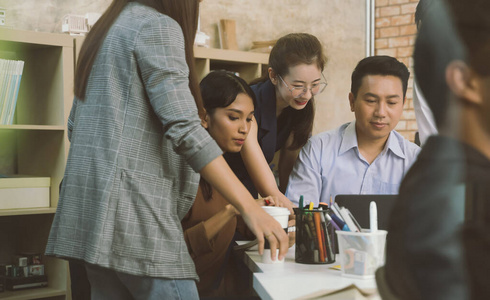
[
  {"x1": 339, "y1": 121, "x2": 359, "y2": 155},
  {"x1": 339, "y1": 121, "x2": 406, "y2": 159},
  {"x1": 384, "y1": 130, "x2": 406, "y2": 159}
]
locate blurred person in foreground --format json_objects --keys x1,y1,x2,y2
[{"x1": 377, "y1": 0, "x2": 490, "y2": 299}]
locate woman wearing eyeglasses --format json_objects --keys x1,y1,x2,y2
[{"x1": 224, "y1": 33, "x2": 327, "y2": 209}]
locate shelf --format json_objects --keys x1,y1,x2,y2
[
  {"x1": 194, "y1": 47, "x2": 268, "y2": 64},
  {"x1": 0, "y1": 32, "x2": 271, "y2": 300},
  {"x1": 193, "y1": 47, "x2": 268, "y2": 83},
  {"x1": 0, "y1": 207, "x2": 56, "y2": 217},
  {"x1": 0, "y1": 125, "x2": 65, "y2": 131},
  {"x1": 0, "y1": 287, "x2": 66, "y2": 300},
  {"x1": 0, "y1": 28, "x2": 73, "y2": 49},
  {"x1": 0, "y1": 29, "x2": 71, "y2": 300},
  {"x1": 0, "y1": 28, "x2": 73, "y2": 128}
]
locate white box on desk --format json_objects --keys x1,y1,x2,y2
[{"x1": 0, "y1": 176, "x2": 50, "y2": 209}]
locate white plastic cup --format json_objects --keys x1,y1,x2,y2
[
  {"x1": 335, "y1": 229, "x2": 387, "y2": 279},
  {"x1": 261, "y1": 206, "x2": 290, "y2": 264},
  {"x1": 262, "y1": 206, "x2": 290, "y2": 228}
]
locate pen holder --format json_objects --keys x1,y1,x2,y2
[
  {"x1": 294, "y1": 208, "x2": 335, "y2": 264},
  {"x1": 336, "y1": 230, "x2": 387, "y2": 279}
]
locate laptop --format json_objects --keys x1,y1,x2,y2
[{"x1": 334, "y1": 194, "x2": 398, "y2": 230}]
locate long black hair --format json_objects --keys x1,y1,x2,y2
[{"x1": 199, "y1": 70, "x2": 257, "y2": 201}]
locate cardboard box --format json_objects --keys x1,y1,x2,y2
[{"x1": 0, "y1": 177, "x2": 50, "y2": 210}]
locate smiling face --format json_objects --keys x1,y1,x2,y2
[
  {"x1": 202, "y1": 93, "x2": 255, "y2": 153},
  {"x1": 273, "y1": 63, "x2": 323, "y2": 113},
  {"x1": 349, "y1": 75, "x2": 405, "y2": 143}
]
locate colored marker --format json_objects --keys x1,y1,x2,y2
[
  {"x1": 313, "y1": 211, "x2": 325, "y2": 262},
  {"x1": 325, "y1": 213, "x2": 341, "y2": 231},
  {"x1": 331, "y1": 214, "x2": 350, "y2": 231}
]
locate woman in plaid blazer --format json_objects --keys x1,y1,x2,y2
[{"x1": 45, "y1": 1, "x2": 288, "y2": 298}]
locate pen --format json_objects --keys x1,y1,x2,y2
[
  {"x1": 318, "y1": 208, "x2": 328, "y2": 260},
  {"x1": 325, "y1": 213, "x2": 341, "y2": 231},
  {"x1": 319, "y1": 202, "x2": 329, "y2": 209},
  {"x1": 306, "y1": 214, "x2": 319, "y2": 262},
  {"x1": 331, "y1": 202, "x2": 345, "y2": 222},
  {"x1": 313, "y1": 211, "x2": 325, "y2": 262},
  {"x1": 370, "y1": 201, "x2": 378, "y2": 232},
  {"x1": 331, "y1": 214, "x2": 350, "y2": 231},
  {"x1": 308, "y1": 201, "x2": 314, "y2": 211},
  {"x1": 319, "y1": 208, "x2": 334, "y2": 261},
  {"x1": 320, "y1": 222, "x2": 328, "y2": 261},
  {"x1": 339, "y1": 207, "x2": 358, "y2": 232},
  {"x1": 299, "y1": 195, "x2": 304, "y2": 210},
  {"x1": 346, "y1": 208, "x2": 362, "y2": 232}
]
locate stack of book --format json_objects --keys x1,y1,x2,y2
[{"x1": 0, "y1": 58, "x2": 24, "y2": 125}]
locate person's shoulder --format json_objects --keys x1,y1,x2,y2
[
  {"x1": 391, "y1": 130, "x2": 421, "y2": 156},
  {"x1": 250, "y1": 80, "x2": 265, "y2": 91},
  {"x1": 315, "y1": 122, "x2": 349, "y2": 139},
  {"x1": 250, "y1": 80, "x2": 273, "y2": 100},
  {"x1": 122, "y1": 2, "x2": 181, "y2": 31},
  {"x1": 304, "y1": 122, "x2": 349, "y2": 151}
]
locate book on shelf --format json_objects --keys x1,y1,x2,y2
[{"x1": 0, "y1": 58, "x2": 24, "y2": 125}]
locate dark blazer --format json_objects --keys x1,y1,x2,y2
[
  {"x1": 380, "y1": 136, "x2": 490, "y2": 299},
  {"x1": 46, "y1": 2, "x2": 222, "y2": 279},
  {"x1": 224, "y1": 80, "x2": 291, "y2": 197}
]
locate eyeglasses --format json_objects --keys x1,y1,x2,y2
[{"x1": 277, "y1": 74, "x2": 328, "y2": 99}]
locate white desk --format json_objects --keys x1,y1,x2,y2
[{"x1": 242, "y1": 245, "x2": 380, "y2": 300}]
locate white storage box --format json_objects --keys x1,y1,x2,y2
[
  {"x1": 336, "y1": 229, "x2": 387, "y2": 279},
  {"x1": 0, "y1": 176, "x2": 50, "y2": 210}
]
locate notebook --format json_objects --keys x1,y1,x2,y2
[{"x1": 334, "y1": 194, "x2": 398, "y2": 230}]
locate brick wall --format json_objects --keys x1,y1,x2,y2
[{"x1": 375, "y1": 0, "x2": 419, "y2": 142}]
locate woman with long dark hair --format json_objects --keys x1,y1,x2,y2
[
  {"x1": 45, "y1": 1, "x2": 288, "y2": 298},
  {"x1": 182, "y1": 70, "x2": 283, "y2": 297}
]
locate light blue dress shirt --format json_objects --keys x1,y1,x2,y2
[{"x1": 286, "y1": 121, "x2": 420, "y2": 206}]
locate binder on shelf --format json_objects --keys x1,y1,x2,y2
[{"x1": 0, "y1": 58, "x2": 24, "y2": 125}]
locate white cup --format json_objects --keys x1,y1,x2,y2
[{"x1": 261, "y1": 206, "x2": 290, "y2": 264}]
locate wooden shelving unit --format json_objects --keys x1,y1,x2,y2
[
  {"x1": 0, "y1": 28, "x2": 73, "y2": 300},
  {"x1": 194, "y1": 46, "x2": 268, "y2": 83},
  {"x1": 1, "y1": 30, "x2": 268, "y2": 300}
]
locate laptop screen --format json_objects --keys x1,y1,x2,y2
[{"x1": 334, "y1": 194, "x2": 398, "y2": 230}]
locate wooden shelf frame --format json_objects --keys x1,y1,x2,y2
[
  {"x1": 0, "y1": 28, "x2": 73, "y2": 300},
  {"x1": 1, "y1": 30, "x2": 269, "y2": 300}
]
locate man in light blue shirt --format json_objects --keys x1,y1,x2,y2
[{"x1": 286, "y1": 56, "x2": 420, "y2": 206}]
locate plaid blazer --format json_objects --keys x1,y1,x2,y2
[{"x1": 46, "y1": 2, "x2": 222, "y2": 279}]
